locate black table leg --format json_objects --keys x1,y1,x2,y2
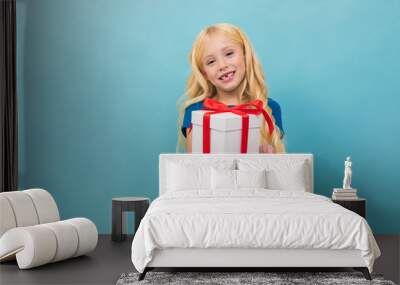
[{"x1": 112, "y1": 201, "x2": 126, "y2": 241}]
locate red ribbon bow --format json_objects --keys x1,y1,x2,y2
[{"x1": 202, "y1": 98, "x2": 275, "y2": 153}]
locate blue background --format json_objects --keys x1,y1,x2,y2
[{"x1": 16, "y1": 0, "x2": 400, "y2": 234}]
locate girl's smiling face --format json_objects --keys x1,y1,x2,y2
[{"x1": 201, "y1": 32, "x2": 246, "y2": 97}]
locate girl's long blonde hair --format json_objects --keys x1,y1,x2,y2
[{"x1": 176, "y1": 23, "x2": 285, "y2": 153}]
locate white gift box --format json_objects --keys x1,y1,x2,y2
[{"x1": 191, "y1": 110, "x2": 261, "y2": 153}]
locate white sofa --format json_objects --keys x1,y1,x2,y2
[{"x1": 0, "y1": 189, "x2": 98, "y2": 269}]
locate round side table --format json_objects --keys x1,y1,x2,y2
[{"x1": 111, "y1": 197, "x2": 149, "y2": 242}]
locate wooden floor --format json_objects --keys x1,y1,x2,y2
[{"x1": 0, "y1": 235, "x2": 398, "y2": 285}]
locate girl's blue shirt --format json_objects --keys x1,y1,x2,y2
[{"x1": 182, "y1": 98, "x2": 284, "y2": 138}]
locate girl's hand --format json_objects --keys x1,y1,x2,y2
[{"x1": 259, "y1": 143, "x2": 274, "y2": 153}]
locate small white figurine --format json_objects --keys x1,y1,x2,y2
[{"x1": 343, "y1": 156, "x2": 352, "y2": 189}]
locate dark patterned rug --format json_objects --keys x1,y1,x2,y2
[{"x1": 116, "y1": 271, "x2": 396, "y2": 285}]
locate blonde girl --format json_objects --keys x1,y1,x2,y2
[{"x1": 177, "y1": 23, "x2": 285, "y2": 153}]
